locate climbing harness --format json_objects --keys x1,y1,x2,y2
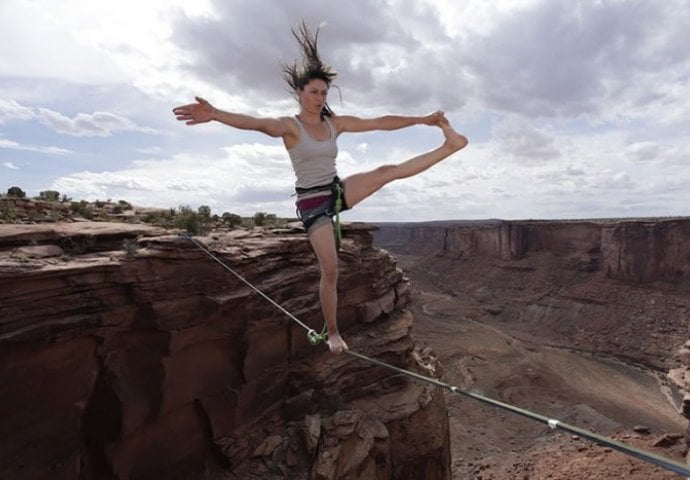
[
  {"x1": 295, "y1": 176, "x2": 345, "y2": 249},
  {"x1": 332, "y1": 181, "x2": 344, "y2": 250},
  {"x1": 179, "y1": 232, "x2": 690, "y2": 478}
]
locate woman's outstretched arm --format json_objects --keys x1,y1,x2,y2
[
  {"x1": 173, "y1": 96, "x2": 288, "y2": 138},
  {"x1": 333, "y1": 111, "x2": 446, "y2": 134}
]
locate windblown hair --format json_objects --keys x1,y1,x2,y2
[{"x1": 282, "y1": 21, "x2": 337, "y2": 117}]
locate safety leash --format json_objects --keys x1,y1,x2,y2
[
  {"x1": 179, "y1": 232, "x2": 328, "y2": 345},
  {"x1": 333, "y1": 181, "x2": 343, "y2": 250}
]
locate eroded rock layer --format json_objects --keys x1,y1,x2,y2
[
  {"x1": 374, "y1": 218, "x2": 690, "y2": 282},
  {"x1": 0, "y1": 222, "x2": 450, "y2": 480}
]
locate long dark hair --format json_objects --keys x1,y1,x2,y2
[{"x1": 281, "y1": 21, "x2": 337, "y2": 117}]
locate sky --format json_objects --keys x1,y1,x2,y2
[{"x1": 1, "y1": 0, "x2": 689, "y2": 222}]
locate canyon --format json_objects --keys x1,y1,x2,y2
[
  {"x1": 373, "y1": 218, "x2": 690, "y2": 479},
  {"x1": 1, "y1": 216, "x2": 689, "y2": 479},
  {"x1": 0, "y1": 222, "x2": 448, "y2": 480}
]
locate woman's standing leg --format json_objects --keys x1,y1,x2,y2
[
  {"x1": 308, "y1": 222, "x2": 348, "y2": 353},
  {"x1": 343, "y1": 120, "x2": 468, "y2": 208}
]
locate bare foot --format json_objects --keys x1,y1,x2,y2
[
  {"x1": 440, "y1": 120, "x2": 469, "y2": 152},
  {"x1": 327, "y1": 332, "x2": 349, "y2": 354}
]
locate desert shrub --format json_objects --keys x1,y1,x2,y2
[
  {"x1": 252, "y1": 211, "x2": 284, "y2": 227},
  {"x1": 1, "y1": 201, "x2": 18, "y2": 221},
  {"x1": 253, "y1": 211, "x2": 271, "y2": 226},
  {"x1": 198, "y1": 205, "x2": 211, "y2": 218},
  {"x1": 70, "y1": 200, "x2": 94, "y2": 219},
  {"x1": 222, "y1": 212, "x2": 242, "y2": 228},
  {"x1": 142, "y1": 209, "x2": 174, "y2": 227},
  {"x1": 7, "y1": 186, "x2": 26, "y2": 198},
  {"x1": 175, "y1": 205, "x2": 210, "y2": 235},
  {"x1": 118, "y1": 200, "x2": 133, "y2": 210},
  {"x1": 61, "y1": 235, "x2": 96, "y2": 255},
  {"x1": 38, "y1": 190, "x2": 60, "y2": 202}
]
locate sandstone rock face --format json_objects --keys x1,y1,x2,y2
[
  {"x1": 375, "y1": 217, "x2": 690, "y2": 469},
  {"x1": 375, "y1": 218, "x2": 690, "y2": 282},
  {"x1": 0, "y1": 222, "x2": 449, "y2": 480},
  {"x1": 601, "y1": 220, "x2": 690, "y2": 282}
]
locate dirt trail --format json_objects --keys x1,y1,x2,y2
[{"x1": 393, "y1": 253, "x2": 688, "y2": 479}]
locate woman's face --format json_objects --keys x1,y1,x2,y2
[{"x1": 298, "y1": 78, "x2": 328, "y2": 114}]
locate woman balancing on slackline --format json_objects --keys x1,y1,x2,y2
[{"x1": 173, "y1": 23, "x2": 468, "y2": 354}]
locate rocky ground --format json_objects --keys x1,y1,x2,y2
[{"x1": 385, "y1": 250, "x2": 690, "y2": 480}]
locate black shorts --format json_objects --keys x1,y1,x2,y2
[{"x1": 295, "y1": 178, "x2": 349, "y2": 234}]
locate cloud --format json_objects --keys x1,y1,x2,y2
[
  {"x1": 51, "y1": 143, "x2": 299, "y2": 214},
  {"x1": 493, "y1": 116, "x2": 560, "y2": 163},
  {"x1": 36, "y1": 108, "x2": 158, "y2": 137},
  {"x1": 625, "y1": 142, "x2": 660, "y2": 163},
  {"x1": 461, "y1": 0, "x2": 690, "y2": 120},
  {"x1": 3, "y1": 161, "x2": 19, "y2": 170},
  {"x1": 0, "y1": 138, "x2": 71, "y2": 155},
  {"x1": 0, "y1": 0, "x2": 125, "y2": 84},
  {"x1": 2, "y1": 0, "x2": 689, "y2": 222},
  {"x1": 136, "y1": 146, "x2": 164, "y2": 155},
  {"x1": 625, "y1": 141, "x2": 690, "y2": 165},
  {"x1": 171, "y1": 0, "x2": 469, "y2": 113},
  {"x1": 0, "y1": 98, "x2": 35, "y2": 124}
]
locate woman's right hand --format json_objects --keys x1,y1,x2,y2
[{"x1": 172, "y1": 96, "x2": 217, "y2": 125}]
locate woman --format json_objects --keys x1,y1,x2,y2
[{"x1": 173, "y1": 23, "x2": 468, "y2": 354}]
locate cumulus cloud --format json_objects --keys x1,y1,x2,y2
[
  {"x1": 2, "y1": 0, "x2": 689, "y2": 221},
  {"x1": 3, "y1": 161, "x2": 19, "y2": 170},
  {"x1": 462, "y1": 0, "x2": 690, "y2": 121},
  {"x1": 166, "y1": 0, "x2": 690, "y2": 126},
  {"x1": 171, "y1": 0, "x2": 468, "y2": 113},
  {"x1": 51, "y1": 143, "x2": 299, "y2": 214},
  {"x1": 37, "y1": 108, "x2": 158, "y2": 137}
]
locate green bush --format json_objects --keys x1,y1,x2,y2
[
  {"x1": 252, "y1": 211, "x2": 280, "y2": 227},
  {"x1": 61, "y1": 235, "x2": 96, "y2": 255},
  {"x1": 1, "y1": 201, "x2": 18, "y2": 221},
  {"x1": 175, "y1": 205, "x2": 208, "y2": 235},
  {"x1": 70, "y1": 200, "x2": 94, "y2": 219},
  {"x1": 222, "y1": 212, "x2": 242, "y2": 228},
  {"x1": 142, "y1": 209, "x2": 174, "y2": 227},
  {"x1": 253, "y1": 211, "x2": 269, "y2": 226},
  {"x1": 38, "y1": 190, "x2": 60, "y2": 202},
  {"x1": 7, "y1": 186, "x2": 26, "y2": 198},
  {"x1": 198, "y1": 205, "x2": 211, "y2": 217}
]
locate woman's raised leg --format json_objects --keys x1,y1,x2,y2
[
  {"x1": 308, "y1": 222, "x2": 349, "y2": 354},
  {"x1": 343, "y1": 120, "x2": 468, "y2": 208}
]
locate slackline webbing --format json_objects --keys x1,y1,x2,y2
[{"x1": 179, "y1": 232, "x2": 690, "y2": 478}]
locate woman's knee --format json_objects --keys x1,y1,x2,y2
[{"x1": 320, "y1": 261, "x2": 338, "y2": 284}]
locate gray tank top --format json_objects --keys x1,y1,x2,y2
[{"x1": 287, "y1": 115, "x2": 338, "y2": 189}]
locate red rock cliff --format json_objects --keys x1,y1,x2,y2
[
  {"x1": 374, "y1": 218, "x2": 690, "y2": 282},
  {"x1": 0, "y1": 222, "x2": 450, "y2": 480}
]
